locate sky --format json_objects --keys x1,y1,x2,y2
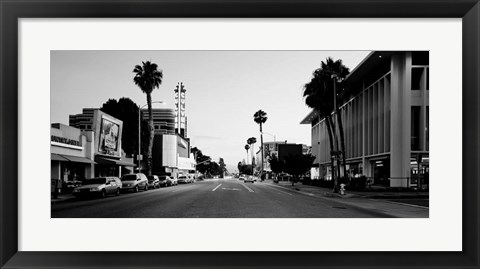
[{"x1": 51, "y1": 50, "x2": 370, "y2": 172}]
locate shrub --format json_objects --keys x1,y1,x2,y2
[{"x1": 348, "y1": 176, "x2": 367, "y2": 190}]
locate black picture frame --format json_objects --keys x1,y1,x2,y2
[{"x1": 1, "y1": 1, "x2": 478, "y2": 268}]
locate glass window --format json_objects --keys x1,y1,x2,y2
[
  {"x1": 412, "y1": 51, "x2": 429, "y2": 65},
  {"x1": 411, "y1": 106, "x2": 421, "y2": 150},
  {"x1": 411, "y1": 68, "x2": 424, "y2": 90},
  {"x1": 426, "y1": 68, "x2": 429, "y2": 90},
  {"x1": 426, "y1": 106, "x2": 429, "y2": 150}
]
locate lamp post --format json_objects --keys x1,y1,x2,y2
[{"x1": 138, "y1": 101, "x2": 164, "y2": 172}]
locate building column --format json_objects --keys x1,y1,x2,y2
[{"x1": 389, "y1": 53, "x2": 412, "y2": 187}]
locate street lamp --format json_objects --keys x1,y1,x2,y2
[{"x1": 137, "y1": 101, "x2": 165, "y2": 172}]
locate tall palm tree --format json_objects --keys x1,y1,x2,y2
[
  {"x1": 254, "y1": 110, "x2": 268, "y2": 179},
  {"x1": 247, "y1": 137, "x2": 257, "y2": 174},
  {"x1": 133, "y1": 61, "x2": 163, "y2": 176},
  {"x1": 303, "y1": 57, "x2": 349, "y2": 192},
  {"x1": 321, "y1": 58, "x2": 350, "y2": 180},
  {"x1": 244, "y1": 144, "x2": 250, "y2": 165}
]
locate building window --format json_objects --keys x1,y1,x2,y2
[
  {"x1": 412, "y1": 51, "x2": 429, "y2": 65},
  {"x1": 426, "y1": 106, "x2": 429, "y2": 150},
  {"x1": 154, "y1": 125, "x2": 159, "y2": 130},
  {"x1": 411, "y1": 67, "x2": 424, "y2": 90},
  {"x1": 411, "y1": 106, "x2": 421, "y2": 150},
  {"x1": 426, "y1": 68, "x2": 429, "y2": 90}
]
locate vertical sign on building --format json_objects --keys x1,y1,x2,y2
[{"x1": 174, "y1": 82, "x2": 187, "y2": 137}]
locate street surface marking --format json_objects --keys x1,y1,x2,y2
[
  {"x1": 222, "y1": 188, "x2": 240, "y2": 191},
  {"x1": 240, "y1": 184, "x2": 254, "y2": 193},
  {"x1": 212, "y1": 184, "x2": 222, "y2": 192}
]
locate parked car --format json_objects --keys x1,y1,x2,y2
[
  {"x1": 121, "y1": 173, "x2": 149, "y2": 192},
  {"x1": 244, "y1": 175, "x2": 256, "y2": 183},
  {"x1": 147, "y1": 175, "x2": 160, "y2": 189},
  {"x1": 170, "y1": 176, "x2": 178, "y2": 186},
  {"x1": 157, "y1": 175, "x2": 172, "y2": 187},
  {"x1": 239, "y1": 174, "x2": 246, "y2": 181},
  {"x1": 178, "y1": 175, "x2": 189, "y2": 184},
  {"x1": 72, "y1": 177, "x2": 122, "y2": 198}
]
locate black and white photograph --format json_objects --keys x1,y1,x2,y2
[{"x1": 51, "y1": 50, "x2": 429, "y2": 218}]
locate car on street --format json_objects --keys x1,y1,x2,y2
[
  {"x1": 244, "y1": 175, "x2": 256, "y2": 183},
  {"x1": 121, "y1": 173, "x2": 149, "y2": 192},
  {"x1": 147, "y1": 175, "x2": 161, "y2": 189},
  {"x1": 177, "y1": 175, "x2": 189, "y2": 184},
  {"x1": 72, "y1": 177, "x2": 122, "y2": 198},
  {"x1": 157, "y1": 175, "x2": 172, "y2": 187}
]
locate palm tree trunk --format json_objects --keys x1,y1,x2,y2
[
  {"x1": 146, "y1": 92, "x2": 154, "y2": 176},
  {"x1": 325, "y1": 115, "x2": 338, "y2": 193},
  {"x1": 260, "y1": 123, "x2": 264, "y2": 181},
  {"x1": 336, "y1": 108, "x2": 348, "y2": 179}
]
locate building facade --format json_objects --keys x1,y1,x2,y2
[{"x1": 301, "y1": 51, "x2": 429, "y2": 188}]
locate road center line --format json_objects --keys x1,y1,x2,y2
[
  {"x1": 240, "y1": 183, "x2": 254, "y2": 193},
  {"x1": 212, "y1": 184, "x2": 222, "y2": 192}
]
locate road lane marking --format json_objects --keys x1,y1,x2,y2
[
  {"x1": 212, "y1": 184, "x2": 222, "y2": 192},
  {"x1": 221, "y1": 188, "x2": 240, "y2": 191},
  {"x1": 240, "y1": 183, "x2": 254, "y2": 193}
]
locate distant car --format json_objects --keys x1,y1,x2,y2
[
  {"x1": 178, "y1": 175, "x2": 189, "y2": 184},
  {"x1": 72, "y1": 177, "x2": 121, "y2": 198},
  {"x1": 157, "y1": 175, "x2": 172, "y2": 187},
  {"x1": 121, "y1": 173, "x2": 149, "y2": 192},
  {"x1": 244, "y1": 175, "x2": 256, "y2": 183},
  {"x1": 147, "y1": 175, "x2": 160, "y2": 189},
  {"x1": 239, "y1": 174, "x2": 246, "y2": 181}
]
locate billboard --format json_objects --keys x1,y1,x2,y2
[{"x1": 93, "y1": 110, "x2": 123, "y2": 158}]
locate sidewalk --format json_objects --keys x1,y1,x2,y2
[{"x1": 261, "y1": 180, "x2": 429, "y2": 218}]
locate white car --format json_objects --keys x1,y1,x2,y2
[
  {"x1": 244, "y1": 176, "x2": 256, "y2": 183},
  {"x1": 72, "y1": 177, "x2": 122, "y2": 198}
]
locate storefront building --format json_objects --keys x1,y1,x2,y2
[
  {"x1": 301, "y1": 51, "x2": 429, "y2": 188},
  {"x1": 51, "y1": 123, "x2": 95, "y2": 192}
]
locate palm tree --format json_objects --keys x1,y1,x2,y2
[
  {"x1": 133, "y1": 61, "x2": 163, "y2": 176},
  {"x1": 321, "y1": 58, "x2": 350, "y2": 180},
  {"x1": 247, "y1": 137, "x2": 257, "y2": 174},
  {"x1": 253, "y1": 110, "x2": 268, "y2": 180},
  {"x1": 244, "y1": 144, "x2": 250, "y2": 165},
  {"x1": 303, "y1": 57, "x2": 349, "y2": 192}
]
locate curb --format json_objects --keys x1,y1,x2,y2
[{"x1": 51, "y1": 196, "x2": 76, "y2": 205}]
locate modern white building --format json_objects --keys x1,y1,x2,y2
[{"x1": 301, "y1": 51, "x2": 429, "y2": 188}]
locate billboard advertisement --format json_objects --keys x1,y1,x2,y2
[{"x1": 93, "y1": 110, "x2": 123, "y2": 158}]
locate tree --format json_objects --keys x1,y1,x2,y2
[
  {"x1": 283, "y1": 154, "x2": 315, "y2": 186},
  {"x1": 303, "y1": 57, "x2": 349, "y2": 192},
  {"x1": 100, "y1": 97, "x2": 143, "y2": 157},
  {"x1": 253, "y1": 110, "x2": 268, "y2": 180},
  {"x1": 247, "y1": 137, "x2": 257, "y2": 172},
  {"x1": 133, "y1": 61, "x2": 163, "y2": 176},
  {"x1": 268, "y1": 154, "x2": 284, "y2": 178},
  {"x1": 321, "y1": 58, "x2": 350, "y2": 180},
  {"x1": 244, "y1": 145, "x2": 250, "y2": 165},
  {"x1": 218, "y1": 158, "x2": 227, "y2": 178}
]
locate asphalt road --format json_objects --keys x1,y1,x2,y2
[{"x1": 52, "y1": 178, "x2": 395, "y2": 218}]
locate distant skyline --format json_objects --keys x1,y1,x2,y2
[{"x1": 51, "y1": 50, "x2": 370, "y2": 171}]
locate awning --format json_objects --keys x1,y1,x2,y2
[
  {"x1": 62, "y1": 155, "x2": 96, "y2": 164},
  {"x1": 51, "y1": 153, "x2": 69, "y2": 162},
  {"x1": 51, "y1": 153, "x2": 95, "y2": 164},
  {"x1": 95, "y1": 156, "x2": 137, "y2": 167}
]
